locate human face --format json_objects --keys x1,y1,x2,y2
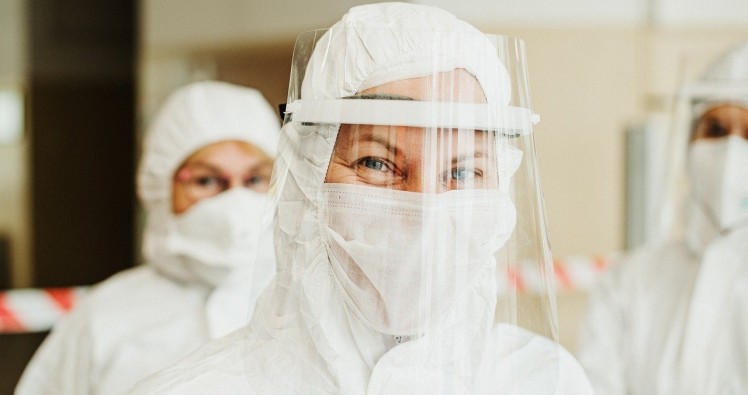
[
  {"x1": 692, "y1": 104, "x2": 748, "y2": 141},
  {"x1": 171, "y1": 140, "x2": 273, "y2": 214},
  {"x1": 324, "y1": 69, "x2": 499, "y2": 192}
]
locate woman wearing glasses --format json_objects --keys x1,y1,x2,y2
[{"x1": 16, "y1": 81, "x2": 280, "y2": 395}]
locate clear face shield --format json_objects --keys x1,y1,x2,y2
[
  {"x1": 256, "y1": 26, "x2": 561, "y2": 391},
  {"x1": 661, "y1": 53, "x2": 748, "y2": 242}
]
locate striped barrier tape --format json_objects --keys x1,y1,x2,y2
[
  {"x1": 498, "y1": 254, "x2": 615, "y2": 295},
  {"x1": 1, "y1": 287, "x2": 88, "y2": 334},
  {"x1": 0, "y1": 255, "x2": 615, "y2": 334}
]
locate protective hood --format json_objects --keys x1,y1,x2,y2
[
  {"x1": 664, "y1": 42, "x2": 748, "y2": 253},
  {"x1": 236, "y1": 3, "x2": 581, "y2": 394},
  {"x1": 676, "y1": 42, "x2": 748, "y2": 392},
  {"x1": 137, "y1": 81, "x2": 279, "y2": 287}
]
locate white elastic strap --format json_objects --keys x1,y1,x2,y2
[
  {"x1": 679, "y1": 83, "x2": 748, "y2": 101},
  {"x1": 286, "y1": 99, "x2": 539, "y2": 135}
]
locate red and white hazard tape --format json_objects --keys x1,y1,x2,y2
[
  {"x1": 552, "y1": 254, "x2": 614, "y2": 291},
  {"x1": 0, "y1": 255, "x2": 615, "y2": 334},
  {"x1": 0, "y1": 287, "x2": 88, "y2": 334},
  {"x1": 500, "y1": 254, "x2": 615, "y2": 294}
]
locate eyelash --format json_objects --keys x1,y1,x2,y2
[
  {"x1": 445, "y1": 167, "x2": 483, "y2": 182},
  {"x1": 355, "y1": 157, "x2": 484, "y2": 182},
  {"x1": 357, "y1": 157, "x2": 396, "y2": 173},
  {"x1": 195, "y1": 176, "x2": 225, "y2": 188},
  {"x1": 245, "y1": 175, "x2": 267, "y2": 185},
  {"x1": 706, "y1": 121, "x2": 729, "y2": 137}
]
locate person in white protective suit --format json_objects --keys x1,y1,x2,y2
[
  {"x1": 130, "y1": 3, "x2": 593, "y2": 394},
  {"x1": 577, "y1": 42, "x2": 748, "y2": 394},
  {"x1": 15, "y1": 81, "x2": 280, "y2": 395}
]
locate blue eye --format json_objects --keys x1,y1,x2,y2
[
  {"x1": 353, "y1": 157, "x2": 400, "y2": 186},
  {"x1": 451, "y1": 168, "x2": 476, "y2": 181},
  {"x1": 361, "y1": 158, "x2": 388, "y2": 171}
]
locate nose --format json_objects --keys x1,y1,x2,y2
[
  {"x1": 400, "y1": 169, "x2": 450, "y2": 194},
  {"x1": 730, "y1": 125, "x2": 748, "y2": 140},
  {"x1": 227, "y1": 175, "x2": 247, "y2": 190}
]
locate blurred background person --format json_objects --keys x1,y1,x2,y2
[
  {"x1": 14, "y1": 81, "x2": 280, "y2": 395},
  {"x1": 576, "y1": 42, "x2": 748, "y2": 394},
  {"x1": 131, "y1": 3, "x2": 593, "y2": 394}
]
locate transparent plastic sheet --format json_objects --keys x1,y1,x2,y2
[
  {"x1": 658, "y1": 47, "x2": 748, "y2": 243},
  {"x1": 245, "y1": 24, "x2": 567, "y2": 394}
]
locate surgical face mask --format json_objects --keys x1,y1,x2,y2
[
  {"x1": 319, "y1": 183, "x2": 516, "y2": 336},
  {"x1": 688, "y1": 135, "x2": 748, "y2": 232},
  {"x1": 147, "y1": 188, "x2": 270, "y2": 287}
]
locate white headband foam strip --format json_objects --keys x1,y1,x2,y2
[
  {"x1": 679, "y1": 83, "x2": 748, "y2": 100},
  {"x1": 286, "y1": 99, "x2": 539, "y2": 134}
]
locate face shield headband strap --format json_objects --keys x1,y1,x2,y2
[
  {"x1": 678, "y1": 83, "x2": 748, "y2": 140},
  {"x1": 680, "y1": 83, "x2": 748, "y2": 101},
  {"x1": 285, "y1": 99, "x2": 539, "y2": 136}
]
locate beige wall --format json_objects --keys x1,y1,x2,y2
[
  {"x1": 0, "y1": 0, "x2": 31, "y2": 287},
  {"x1": 139, "y1": 26, "x2": 748, "y2": 259},
  {"x1": 0, "y1": 143, "x2": 30, "y2": 287},
  {"x1": 506, "y1": 28, "x2": 641, "y2": 256}
]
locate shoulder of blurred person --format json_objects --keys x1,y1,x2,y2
[
  {"x1": 576, "y1": 240, "x2": 701, "y2": 394},
  {"x1": 608, "y1": 240, "x2": 699, "y2": 291},
  {"x1": 16, "y1": 266, "x2": 210, "y2": 395}
]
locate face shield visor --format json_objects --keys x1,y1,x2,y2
[
  {"x1": 270, "y1": 26, "x2": 558, "y2": 342},
  {"x1": 661, "y1": 46, "x2": 748, "y2": 245}
]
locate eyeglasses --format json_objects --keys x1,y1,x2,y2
[{"x1": 174, "y1": 162, "x2": 272, "y2": 200}]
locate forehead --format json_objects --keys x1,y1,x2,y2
[
  {"x1": 182, "y1": 140, "x2": 271, "y2": 168},
  {"x1": 698, "y1": 104, "x2": 748, "y2": 121},
  {"x1": 358, "y1": 69, "x2": 486, "y2": 103},
  {"x1": 340, "y1": 123, "x2": 494, "y2": 139},
  {"x1": 335, "y1": 124, "x2": 497, "y2": 158}
]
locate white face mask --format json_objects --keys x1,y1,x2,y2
[
  {"x1": 147, "y1": 188, "x2": 271, "y2": 287},
  {"x1": 688, "y1": 135, "x2": 748, "y2": 232},
  {"x1": 319, "y1": 183, "x2": 516, "y2": 336}
]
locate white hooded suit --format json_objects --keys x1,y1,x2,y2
[
  {"x1": 15, "y1": 81, "x2": 280, "y2": 395},
  {"x1": 577, "y1": 42, "x2": 748, "y2": 395},
  {"x1": 131, "y1": 4, "x2": 592, "y2": 394}
]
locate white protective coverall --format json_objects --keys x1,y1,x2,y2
[
  {"x1": 15, "y1": 81, "x2": 280, "y2": 395},
  {"x1": 130, "y1": 3, "x2": 593, "y2": 394},
  {"x1": 577, "y1": 42, "x2": 748, "y2": 394}
]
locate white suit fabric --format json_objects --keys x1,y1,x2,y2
[
  {"x1": 130, "y1": 3, "x2": 592, "y2": 394},
  {"x1": 15, "y1": 81, "x2": 280, "y2": 395},
  {"x1": 577, "y1": 42, "x2": 748, "y2": 394}
]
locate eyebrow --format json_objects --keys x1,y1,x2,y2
[
  {"x1": 249, "y1": 159, "x2": 274, "y2": 172},
  {"x1": 186, "y1": 159, "x2": 273, "y2": 175},
  {"x1": 451, "y1": 151, "x2": 488, "y2": 165},
  {"x1": 342, "y1": 94, "x2": 493, "y2": 161},
  {"x1": 358, "y1": 133, "x2": 402, "y2": 158},
  {"x1": 184, "y1": 161, "x2": 222, "y2": 174}
]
